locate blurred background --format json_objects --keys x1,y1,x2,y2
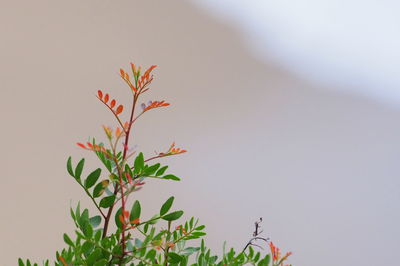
[{"x1": 1, "y1": 0, "x2": 399, "y2": 265}]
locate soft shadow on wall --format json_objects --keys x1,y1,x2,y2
[{"x1": 0, "y1": 1, "x2": 399, "y2": 266}]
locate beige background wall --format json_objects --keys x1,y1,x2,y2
[{"x1": 1, "y1": 1, "x2": 399, "y2": 265}]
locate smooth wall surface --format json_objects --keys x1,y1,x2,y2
[{"x1": 1, "y1": 1, "x2": 399, "y2": 265}]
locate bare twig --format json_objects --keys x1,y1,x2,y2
[{"x1": 242, "y1": 218, "x2": 269, "y2": 253}]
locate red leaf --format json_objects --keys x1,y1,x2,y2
[
  {"x1": 129, "y1": 84, "x2": 137, "y2": 92},
  {"x1": 76, "y1": 143, "x2": 86, "y2": 149},
  {"x1": 97, "y1": 90, "x2": 103, "y2": 99},
  {"x1": 126, "y1": 172, "x2": 132, "y2": 184},
  {"x1": 104, "y1": 93, "x2": 109, "y2": 103},
  {"x1": 120, "y1": 68, "x2": 124, "y2": 77},
  {"x1": 145, "y1": 65, "x2": 157, "y2": 75},
  {"x1": 110, "y1": 99, "x2": 116, "y2": 108},
  {"x1": 115, "y1": 105, "x2": 123, "y2": 115}
]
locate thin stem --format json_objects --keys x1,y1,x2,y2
[
  {"x1": 173, "y1": 223, "x2": 197, "y2": 244},
  {"x1": 164, "y1": 221, "x2": 172, "y2": 266},
  {"x1": 97, "y1": 96, "x2": 125, "y2": 129},
  {"x1": 102, "y1": 185, "x2": 118, "y2": 238},
  {"x1": 124, "y1": 95, "x2": 139, "y2": 159},
  {"x1": 124, "y1": 216, "x2": 161, "y2": 232},
  {"x1": 76, "y1": 181, "x2": 106, "y2": 219},
  {"x1": 144, "y1": 155, "x2": 163, "y2": 163},
  {"x1": 115, "y1": 162, "x2": 127, "y2": 265},
  {"x1": 102, "y1": 94, "x2": 139, "y2": 265}
]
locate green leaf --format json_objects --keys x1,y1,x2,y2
[
  {"x1": 167, "y1": 252, "x2": 182, "y2": 263},
  {"x1": 155, "y1": 166, "x2": 168, "y2": 176},
  {"x1": 130, "y1": 200, "x2": 141, "y2": 221},
  {"x1": 82, "y1": 221, "x2": 93, "y2": 238},
  {"x1": 75, "y1": 202, "x2": 81, "y2": 222},
  {"x1": 135, "y1": 238, "x2": 143, "y2": 248},
  {"x1": 197, "y1": 253, "x2": 205, "y2": 265},
  {"x1": 143, "y1": 223, "x2": 149, "y2": 233},
  {"x1": 258, "y1": 254, "x2": 270, "y2": 266},
  {"x1": 144, "y1": 163, "x2": 160, "y2": 176},
  {"x1": 112, "y1": 245, "x2": 123, "y2": 256},
  {"x1": 249, "y1": 246, "x2": 254, "y2": 258},
  {"x1": 63, "y1": 233, "x2": 74, "y2": 246},
  {"x1": 87, "y1": 248, "x2": 103, "y2": 265},
  {"x1": 115, "y1": 207, "x2": 123, "y2": 229},
  {"x1": 93, "y1": 180, "x2": 109, "y2": 198},
  {"x1": 192, "y1": 232, "x2": 206, "y2": 237},
  {"x1": 78, "y1": 209, "x2": 89, "y2": 228},
  {"x1": 81, "y1": 241, "x2": 94, "y2": 255},
  {"x1": 254, "y1": 252, "x2": 260, "y2": 262},
  {"x1": 89, "y1": 216, "x2": 101, "y2": 228},
  {"x1": 209, "y1": 256, "x2": 218, "y2": 264},
  {"x1": 134, "y1": 152, "x2": 144, "y2": 173},
  {"x1": 145, "y1": 249, "x2": 157, "y2": 261},
  {"x1": 75, "y1": 158, "x2": 85, "y2": 181},
  {"x1": 81, "y1": 208, "x2": 89, "y2": 221},
  {"x1": 264, "y1": 254, "x2": 271, "y2": 265},
  {"x1": 99, "y1": 195, "x2": 115, "y2": 208},
  {"x1": 70, "y1": 207, "x2": 76, "y2": 221},
  {"x1": 18, "y1": 258, "x2": 24, "y2": 266},
  {"x1": 94, "y1": 230, "x2": 102, "y2": 242},
  {"x1": 85, "y1": 168, "x2": 101, "y2": 189},
  {"x1": 93, "y1": 259, "x2": 108, "y2": 266},
  {"x1": 195, "y1": 225, "x2": 205, "y2": 231},
  {"x1": 181, "y1": 247, "x2": 200, "y2": 256},
  {"x1": 163, "y1": 174, "x2": 180, "y2": 181},
  {"x1": 67, "y1": 157, "x2": 74, "y2": 177},
  {"x1": 162, "y1": 210, "x2": 184, "y2": 221},
  {"x1": 160, "y1": 196, "x2": 174, "y2": 216},
  {"x1": 189, "y1": 217, "x2": 194, "y2": 229}
]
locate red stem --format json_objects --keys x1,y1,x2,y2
[{"x1": 102, "y1": 94, "x2": 139, "y2": 258}]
